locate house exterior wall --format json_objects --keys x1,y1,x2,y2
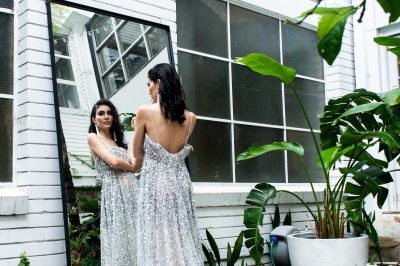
[{"x1": 0, "y1": 0, "x2": 357, "y2": 265}]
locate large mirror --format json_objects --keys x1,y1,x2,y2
[{"x1": 48, "y1": 1, "x2": 174, "y2": 264}]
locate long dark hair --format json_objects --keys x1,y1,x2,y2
[
  {"x1": 148, "y1": 63, "x2": 188, "y2": 125},
  {"x1": 88, "y1": 99, "x2": 127, "y2": 149}
]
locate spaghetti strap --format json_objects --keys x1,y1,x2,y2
[
  {"x1": 185, "y1": 113, "x2": 193, "y2": 144},
  {"x1": 149, "y1": 109, "x2": 160, "y2": 144}
]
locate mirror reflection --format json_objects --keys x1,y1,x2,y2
[{"x1": 50, "y1": 2, "x2": 173, "y2": 264}]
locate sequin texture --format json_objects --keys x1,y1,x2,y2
[
  {"x1": 136, "y1": 136, "x2": 204, "y2": 265},
  {"x1": 96, "y1": 145, "x2": 139, "y2": 266}
]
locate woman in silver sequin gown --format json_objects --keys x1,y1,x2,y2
[
  {"x1": 88, "y1": 99, "x2": 138, "y2": 266},
  {"x1": 131, "y1": 63, "x2": 203, "y2": 265}
]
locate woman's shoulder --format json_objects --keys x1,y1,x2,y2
[
  {"x1": 87, "y1": 133, "x2": 101, "y2": 145},
  {"x1": 186, "y1": 110, "x2": 197, "y2": 121}
]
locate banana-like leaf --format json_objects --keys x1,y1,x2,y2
[
  {"x1": 245, "y1": 183, "x2": 277, "y2": 208},
  {"x1": 235, "y1": 53, "x2": 296, "y2": 84},
  {"x1": 374, "y1": 36, "x2": 400, "y2": 46},
  {"x1": 237, "y1": 142, "x2": 304, "y2": 161},
  {"x1": 308, "y1": 6, "x2": 357, "y2": 65},
  {"x1": 340, "y1": 129, "x2": 400, "y2": 151}
]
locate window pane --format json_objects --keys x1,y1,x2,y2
[
  {"x1": 287, "y1": 130, "x2": 324, "y2": 183},
  {"x1": 123, "y1": 38, "x2": 149, "y2": 78},
  {"x1": 92, "y1": 14, "x2": 113, "y2": 46},
  {"x1": 103, "y1": 62, "x2": 125, "y2": 97},
  {"x1": 0, "y1": 98, "x2": 13, "y2": 182},
  {"x1": 285, "y1": 78, "x2": 325, "y2": 129},
  {"x1": 230, "y1": 4, "x2": 280, "y2": 60},
  {"x1": 118, "y1": 21, "x2": 143, "y2": 52},
  {"x1": 145, "y1": 27, "x2": 168, "y2": 57},
  {"x1": 98, "y1": 36, "x2": 119, "y2": 73},
  {"x1": 0, "y1": 13, "x2": 13, "y2": 95},
  {"x1": 189, "y1": 120, "x2": 232, "y2": 182},
  {"x1": 282, "y1": 23, "x2": 324, "y2": 80},
  {"x1": 235, "y1": 125, "x2": 284, "y2": 183},
  {"x1": 53, "y1": 33, "x2": 69, "y2": 56},
  {"x1": 57, "y1": 84, "x2": 81, "y2": 109},
  {"x1": 232, "y1": 63, "x2": 283, "y2": 125},
  {"x1": 0, "y1": 0, "x2": 13, "y2": 9},
  {"x1": 177, "y1": 0, "x2": 227, "y2": 57},
  {"x1": 178, "y1": 51, "x2": 230, "y2": 119},
  {"x1": 55, "y1": 57, "x2": 75, "y2": 81}
]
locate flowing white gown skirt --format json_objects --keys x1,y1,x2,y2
[
  {"x1": 136, "y1": 137, "x2": 204, "y2": 266},
  {"x1": 96, "y1": 146, "x2": 139, "y2": 266}
]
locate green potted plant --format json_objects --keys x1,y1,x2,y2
[{"x1": 234, "y1": 1, "x2": 400, "y2": 266}]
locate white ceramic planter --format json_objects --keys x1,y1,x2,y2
[{"x1": 287, "y1": 233, "x2": 369, "y2": 266}]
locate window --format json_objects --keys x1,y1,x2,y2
[
  {"x1": 53, "y1": 33, "x2": 81, "y2": 109},
  {"x1": 87, "y1": 15, "x2": 169, "y2": 98},
  {"x1": 177, "y1": 0, "x2": 325, "y2": 183},
  {"x1": 0, "y1": 0, "x2": 14, "y2": 182}
]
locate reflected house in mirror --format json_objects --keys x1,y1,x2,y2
[{"x1": 50, "y1": 2, "x2": 172, "y2": 186}]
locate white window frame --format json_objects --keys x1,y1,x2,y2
[
  {"x1": 177, "y1": 0, "x2": 326, "y2": 187},
  {"x1": 0, "y1": 3, "x2": 17, "y2": 187}
]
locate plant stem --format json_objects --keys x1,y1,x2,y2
[
  {"x1": 300, "y1": 158, "x2": 323, "y2": 227},
  {"x1": 289, "y1": 83, "x2": 331, "y2": 195},
  {"x1": 357, "y1": 0, "x2": 367, "y2": 23},
  {"x1": 279, "y1": 190, "x2": 317, "y2": 221}
]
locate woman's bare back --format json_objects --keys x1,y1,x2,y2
[{"x1": 145, "y1": 104, "x2": 196, "y2": 154}]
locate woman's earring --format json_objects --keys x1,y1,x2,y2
[
  {"x1": 156, "y1": 93, "x2": 160, "y2": 104},
  {"x1": 114, "y1": 132, "x2": 117, "y2": 141},
  {"x1": 95, "y1": 124, "x2": 101, "y2": 137}
]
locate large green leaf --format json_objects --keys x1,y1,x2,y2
[
  {"x1": 333, "y1": 102, "x2": 385, "y2": 125},
  {"x1": 374, "y1": 36, "x2": 400, "y2": 46},
  {"x1": 227, "y1": 231, "x2": 244, "y2": 266},
  {"x1": 206, "y1": 229, "x2": 221, "y2": 264},
  {"x1": 312, "y1": 7, "x2": 357, "y2": 65},
  {"x1": 376, "y1": 0, "x2": 400, "y2": 23},
  {"x1": 245, "y1": 183, "x2": 277, "y2": 207},
  {"x1": 318, "y1": 145, "x2": 354, "y2": 170},
  {"x1": 236, "y1": 53, "x2": 296, "y2": 84},
  {"x1": 237, "y1": 142, "x2": 304, "y2": 161},
  {"x1": 340, "y1": 128, "x2": 400, "y2": 151},
  {"x1": 202, "y1": 244, "x2": 216, "y2": 266},
  {"x1": 383, "y1": 88, "x2": 400, "y2": 106},
  {"x1": 388, "y1": 47, "x2": 400, "y2": 57}
]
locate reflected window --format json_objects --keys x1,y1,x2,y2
[
  {"x1": 53, "y1": 33, "x2": 81, "y2": 109},
  {"x1": 88, "y1": 15, "x2": 168, "y2": 98}
]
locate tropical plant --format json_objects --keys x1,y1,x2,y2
[
  {"x1": 69, "y1": 195, "x2": 101, "y2": 266},
  {"x1": 202, "y1": 229, "x2": 246, "y2": 266},
  {"x1": 234, "y1": 1, "x2": 400, "y2": 265}
]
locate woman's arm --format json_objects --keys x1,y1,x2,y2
[
  {"x1": 132, "y1": 106, "x2": 147, "y2": 172},
  {"x1": 88, "y1": 133, "x2": 135, "y2": 172}
]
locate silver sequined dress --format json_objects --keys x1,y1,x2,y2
[
  {"x1": 95, "y1": 145, "x2": 139, "y2": 266},
  {"x1": 136, "y1": 113, "x2": 203, "y2": 265}
]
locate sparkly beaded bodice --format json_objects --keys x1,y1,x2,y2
[
  {"x1": 136, "y1": 112, "x2": 203, "y2": 265},
  {"x1": 95, "y1": 145, "x2": 138, "y2": 266}
]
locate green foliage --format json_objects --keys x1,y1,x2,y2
[
  {"x1": 69, "y1": 195, "x2": 101, "y2": 266},
  {"x1": 374, "y1": 36, "x2": 400, "y2": 58},
  {"x1": 376, "y1": 0, "x2": 400, "y2": 23},
  {"x1": 18, "y1": 251, "x2": 30, "y2": 266},
  {"x1": 119, "y1": 113, "x2": 136, "y2": 131},
  {"x1": 237, "y1": 142, "x2": 304, "y2": 161},
  {"x1": 271, "y1": 206, "x2": 292, "y2": 230},
  {"x1": 202, "y1": 229, "x2": 245, "y2": 266},
  {"x1": 235, "y1": 53, "x2": 296, "y2": 84}
]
